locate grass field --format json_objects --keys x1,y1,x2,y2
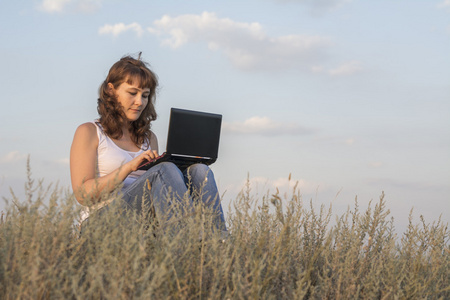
[{"x1": 1, "y1": 167, "x2": 449, "y2": 299}]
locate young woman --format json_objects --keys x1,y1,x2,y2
[{"x1": 70, "y1": 54, "x2": 227, "y2": 233}]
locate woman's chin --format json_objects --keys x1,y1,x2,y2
[{"x1": 126, "y1": 114, "x2": 141, "y2": 122}]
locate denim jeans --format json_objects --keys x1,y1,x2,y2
[{"x1": 122, "y1": 162, "x2": 227, "y2": 232}]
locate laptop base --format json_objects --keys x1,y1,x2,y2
[{"x1": 138, "y1": 152, "x2": 216, "y2": 171}]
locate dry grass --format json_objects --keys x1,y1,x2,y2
[{"x1": 0, "y1": 167, "x2": 449, "y2": 299}]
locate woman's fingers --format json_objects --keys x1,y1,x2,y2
[{"x1": 144, "y1": 149, "x2": 159, "y2": 160}]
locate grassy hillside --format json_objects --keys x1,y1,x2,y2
[{"x1": 1, "y1": 170, "x2": 449, "y2": 299}]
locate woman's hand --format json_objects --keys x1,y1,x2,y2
[{"x1": 126, "y1": 149, "x2": 159, "y2": 172}]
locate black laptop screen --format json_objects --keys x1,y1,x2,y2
[{"x1": 166, "y1": 108, "x2": 222, "y2": 159}]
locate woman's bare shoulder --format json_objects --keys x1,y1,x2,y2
[
  {"x1": 73, "y1": 122, "x2": 98, "y2": 145},
  {"x1": 77, "y1": 122, "x2": 97, "y2": 130}
]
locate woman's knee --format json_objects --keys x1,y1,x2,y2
[
  {"x1": 186, "y1": 164, "x2": 213, "y2": 183},
  {"x1": 155, "y1": 162, "x2": 183, "y2": 177}
]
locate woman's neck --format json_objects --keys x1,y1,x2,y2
[
  {"x1": 112, "y1": 123, "x2": 140, "y2": 151},
  {"x1": 120, "y1": 124, "x2": 132, "y2": 140}
]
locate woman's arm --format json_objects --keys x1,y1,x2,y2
[{"x1": 70, "y1": 123, "x2": 158, "y2": 205}]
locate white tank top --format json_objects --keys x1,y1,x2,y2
[
  {"x1": 79, "y1": 121, "x2": 150, "y2": 223},
  {"x1": 93, "y1": 121, "x2": 148, "y2": 190}
]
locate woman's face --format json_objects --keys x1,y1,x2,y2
[{"x1": 111, "y1": 81, "x2": 150, "y2": 122}]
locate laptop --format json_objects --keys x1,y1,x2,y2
[{"x1": 138, "y1": 108, "x2": 222, "y2": 171}]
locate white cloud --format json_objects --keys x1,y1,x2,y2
[
  {"x1": 38, "y1": 0, "x2": 102, "y2": 13},
  {"x1": 55, "y1": 158, "x2": 70, "y2": 165},
  {"x1": 99, "y1": 23, "x2": 144, "y2": 38},
  {"x1": 78, "y1": 0, "x2": 102, "y2": 13},
  {"x1": 328, "y1": 60, "x2": 363, "y2": 76},
  {"x1": 312, "y1": 61, "x2": 363, "y2": 76},
  {"x1": 313, "y1": 135, "x2": 357, "y2": 146},
  {"x1": 275, "y1": 0, "x2": 352, "y2": 13},
  {"x1": 147, "y1": 11, "x2": 332, "y2": 71},
  {"x1": 344, "y1": 138, "x2": 355, "y2": 145},
  {"x1": 368, "y1": 162, "x2": 382, "y2": 168},
  {"x1": 39, "y1": 0, "x2": 71, "y2": 13},
  {"x1": 223, "y1": 116, "x2": 313, "y2": 136},
  {"x1": 0, "y1": 151, "x2": 28, "y2": 164},
  {"x1": 438, "y1": 0, "x2": 450, "y2": 9},
  {"x1": 310, "y1": 60, "x2": 363, "y2": 77},
  {"x1": 245, "y1": 176, "x2": 322, "y2": 196}
]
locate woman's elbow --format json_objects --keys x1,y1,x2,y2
[{"x1": 72, "y1": 182, "x2": 97, "y2": 206}]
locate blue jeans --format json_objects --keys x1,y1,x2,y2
[{"x1": 122, "y1": 162, "x2": 227, "y2": 232}]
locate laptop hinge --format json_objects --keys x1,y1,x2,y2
[{"x1": 171, "y1": 154, "x2": 212, "y2": 160}]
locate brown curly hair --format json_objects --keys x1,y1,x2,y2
[{"x1": 97, "y1": 54, "x2": 158, "y2": 149}]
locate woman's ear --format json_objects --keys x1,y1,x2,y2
[
  {"x1": 107, "y1": 82, "x2": 115, "y2": 92},
  {"x1": 106, "y1": 82, "x2": 116, "y2": 97}
]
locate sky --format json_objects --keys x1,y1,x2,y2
[{"x1": 1, "y1": 0, "x2": 449, "y2": 234}]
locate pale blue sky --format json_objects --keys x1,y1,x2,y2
[{"x1": 1, "y1": 0, "x2": 449, "y2": 233}]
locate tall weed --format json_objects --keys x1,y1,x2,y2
[{"x1": 0, "y1": 170, "x2": 448, "y2": 299}]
